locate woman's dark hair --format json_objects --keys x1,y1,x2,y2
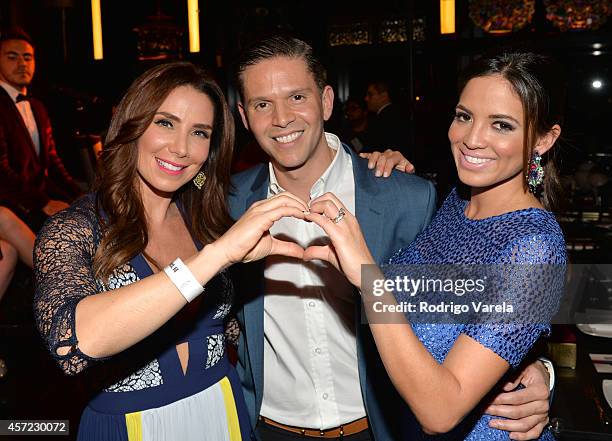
[
  {"x1": 94, "y1": 62, "x2": 234, "y2": 279},
  {"x1": 459, "y1": 51, "x2": 566, "y2": 210}
]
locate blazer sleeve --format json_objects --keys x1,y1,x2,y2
[{"x1": 0, "y1": 122, "x2": 50, "y2": 211}]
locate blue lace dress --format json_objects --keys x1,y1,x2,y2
[
  {"x1": 33, "y1": 195, "x2": 251, "y2": 441},
  {"x1": 388, "y1": 188, "x2": 566, "y2": 440}
]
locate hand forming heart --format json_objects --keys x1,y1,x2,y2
[
  {"x1": 302, "y1": 192, "x2": 376, "y2": 290},
  {"x1": 213, "y1": 192, "x2": 308, "y2": 267},
  {"x1": 213, "y1": 191, "x2": 374, "y2": 290}
]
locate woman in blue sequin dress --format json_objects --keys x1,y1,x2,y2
[
  {"x1": 303, "y1": 52, "x2": 567, "y2": 439},
  {"x1": 33, "y1": 62, "x2": 308, "y2": 441}
]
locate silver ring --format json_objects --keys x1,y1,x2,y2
[{"x1": 332, "y1": 207, "x2": 346, "y2": 224}]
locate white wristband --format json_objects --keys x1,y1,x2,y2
[
  {"x1": 539, "y1": 357, "x2": 555, "y2": 391},
  {"x1": 163, "y1": 258, "x2": 204, "y2": 302}
]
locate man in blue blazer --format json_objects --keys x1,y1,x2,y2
[{"x1": 228, "y1": 36, "x2": 552, "y2": 440}]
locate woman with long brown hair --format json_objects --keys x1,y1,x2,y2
[{"x1": 33, "y1": 62, "x2": 307, "y2": 441}]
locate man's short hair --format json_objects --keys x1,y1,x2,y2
[
  {"x1": 0, "y1": 26, "x2": 34, "y2": 48},
  {"x1": 368, "y1": 80, "x2": 390, "y2": 95},
  {"x1": 235, "y1": 35, "x2": 327, "y2": 101}
]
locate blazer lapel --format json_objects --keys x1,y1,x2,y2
[
  {"x1": 29, "y1": 100, "x2": 48, "y2": 165},
  {"x1": 242, "y1": 166, "x2": 270, "y2": 404},
  {"x1": 348, "y1": 145, "x2": 387, "y2": 414},
  {"x1": 0, "y1": 89, "x2": 40, "y2": 163}
]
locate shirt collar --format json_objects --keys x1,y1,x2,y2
[
  {"x1": 268, "y1": 132, "x2": 350, "y2": 198},
  {"x1": 376, "y1": 102, "x2": 391, "y2": 115},
  {"x1": 0, "y1": 81, "x2": 26, "y2": 103}
]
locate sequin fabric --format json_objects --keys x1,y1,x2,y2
[{"x1": 388, "y1": 188, "x2": 565, "y2": 440}]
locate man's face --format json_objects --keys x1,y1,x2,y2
[
  {"x1": 0, "y1": 39, "x2": 35, "y2": 91},
  {"x1": 238, "y1": 56, "x2": 334, "y2": 173},
  {"x1": 364, "y1": 84, "x2": 387, "y2": 113}
]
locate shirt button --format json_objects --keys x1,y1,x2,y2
[
  {"x1": 322, "y1": 393, "x2": 328, "y2": 400},
  {"x1": 315, "y1": 347, "x2": 321, "y2": 354},
  {"x1": 308, "y1": 301, "x2": 315, "y2": 307}
]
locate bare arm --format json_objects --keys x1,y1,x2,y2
[
  {"x1": 303, "y1": 192, "x2": 534, "y2": 434},
  {"x1": 35, "y1": 193, "x2": 307, "y2": 372},
  {"x1": 73, "y1": 244, "x2": 226, "y2": 359},
  {"x1": 0, "y1": 206, "x2": 35, "y2": 267},
  {"x1": 368, "y1": 319, "x2": 508, "y2": 433}
]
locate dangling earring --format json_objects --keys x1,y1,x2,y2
[
  {"x1": 526, "y1": 151, "x2": 544, "y2": 194},
  {"x1": 193, "y1": 171, "x2": 206, "y2": 190}
]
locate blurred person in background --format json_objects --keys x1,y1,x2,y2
[{"x1": 0, "y1": 27, "x2": 81, "y2": 231}]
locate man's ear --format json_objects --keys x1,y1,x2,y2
[
  {"x1": 322, "y1": 85, "x2": 334, "y2": 122},
  {"x1": 238, "y1": 103, "x2": 250, "y2": 131},
  {"x1": 535, "y1": 124, "x2": 561, "y2": 156}
]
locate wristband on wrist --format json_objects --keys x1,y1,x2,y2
[{"x1": 163, "y1": 258, "x2": 204, "y2": 302}]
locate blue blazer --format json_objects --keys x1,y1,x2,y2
[{"x1": 228, "y1": 144, "x2": 437, "y2": 440}]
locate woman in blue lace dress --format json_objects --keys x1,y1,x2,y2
[
  {"x1": 33, "y1": 62, "x2": 308, "y2": 441},
  {"x1": 303, "y1": 52, "x2": 567, "y2": 439}
]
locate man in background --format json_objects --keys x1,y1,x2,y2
[
  {"x1": 0, "y1": 27, "x2": 81, "y2": 230},
  {"x1": 364, "y1": 80, "x2": 410, "y2": 158}
]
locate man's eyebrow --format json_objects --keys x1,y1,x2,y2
[
  {"x1": 246, "y1": 96, "x2": 268, "y2": 105},
  {"x1": 155, "y1": 112, "x2": 212, "y2": 130},
  {"x1": 5, "y1": 50, "x2": 33, "y2": 57},
  {"x1": 287, "y1": 88, "x2": 312, "y2": 96},
  {"x1": 247, "y1": 88, "x2": 314, "y2": 105}
]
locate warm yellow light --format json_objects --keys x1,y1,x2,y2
[
  {"x1": 188, "y1": 0, "x2": 200, "y2": 53},
  {"x1": 91, "y1": 0, "x2": 103, "y2": 60},
  {"x1": 440, "y1": 0, "x2": 455, "y2": 35}
]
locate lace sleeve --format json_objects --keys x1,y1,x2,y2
[
  {"x1": 33, "y1": 197, "x2": 106, "y2": 375},
  {"x1": 463, "y1": 233, "x2": 567, "y2": 368}
]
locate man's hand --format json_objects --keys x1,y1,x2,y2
[
  {"x1": 359, "y1": 149, "x2": 415, "y2": 176},
  {"x1": 486, "y1": 360, "x2": 550, "y2": 440},
  {"x1": 42, "y1": 199, "x2": 70, "y2": 216}
]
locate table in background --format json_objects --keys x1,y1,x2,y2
[{"x1": 551, "y1": 327, "x2": 612, "y2": 440}]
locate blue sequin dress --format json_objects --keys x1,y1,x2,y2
[{"x1": 388, "y1": 188, "x2": 566, "y2": 440}]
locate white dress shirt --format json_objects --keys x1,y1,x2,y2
[
  {"x1": 260, "y1": 133, "x2": 366, "y2": 429},
  {"x1": 0, "y1": 81, "x2": 40, "y2": 156}
]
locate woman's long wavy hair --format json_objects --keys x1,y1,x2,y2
[
  {"x1": 93, "y1": 62, "x2": 234, "y2": 280},
  {"x1": 458, "y1": 51, "x2": 567, "y2": 211}
]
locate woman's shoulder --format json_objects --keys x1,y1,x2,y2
[
  {"x1": 436, "y1": 187, "x2": 466, "y2": 216},
  {"x1": 494, "y1": 209, "x2": 567, "y2": 264},
  {"x1": 496, "y1": 207, "x2": 565, "y2": 242},
  {"x1": 39, "y1": 194, "x2": 100, "y2": 241}
]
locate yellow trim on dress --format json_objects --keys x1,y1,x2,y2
[
  {"x1": 220, "y1": 377, "x2": 242, "y2": 441},
  {"x1": 125, "y1": 411, "x2": 143, "y2": 441}
]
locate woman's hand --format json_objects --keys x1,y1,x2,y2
[
  {"x1": 214, "y1": 192, "x2": 308, "y2": 266},
  {"x1": 303, "y1": 192, "x2": 375, "y2": 288}
]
